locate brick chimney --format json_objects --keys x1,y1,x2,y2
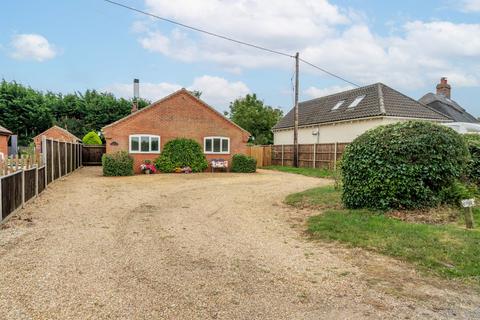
[
  {"x1": 131, "y1": 78, "x2": 139, "y2": 113},
  {"x1": 436, "y1": 77, "x2": 451, "y2": 99}
]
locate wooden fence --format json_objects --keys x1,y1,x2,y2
[
  {"x1": 248, "y1": 143, "x2": 349, "y2": 169},
  {"x1": 82, "y1": 145, "x2": 106, "y2": 166},
  {"x1": 0, "y1": 137, "x2": 82, "y2": 222}
]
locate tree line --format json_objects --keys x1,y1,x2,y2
[{"x1": 0, "y1": 80, "x2": 283, "y2": 146}]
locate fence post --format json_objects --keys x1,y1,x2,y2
[
  {"x1": 21, "y1": 169, "x2": 25, "y2": 208},
  {"x1": 57, "y1": 141, "x2": 61, "y2": 178},
  {"x1": 35, "y1": 165, "x2": 39, "y2": 197},
  {"x1": 64, "y1": 142, "x2": 67, "y2": 176},
  {"x1": 51, "y1": 139, "x2": 54, "y2": 182},
  {"x1": 0, "y1": 176, "x2": 3, "y2": 219},
  {"x1": 334, "y1": 142, "x2": 338, "y2": 171},
  {"x1": 313, "y1": 144, "x2": 316, "y2": 169},
  {"x1": 281, "y1": 144, "x2": 284, "y2": 166}
]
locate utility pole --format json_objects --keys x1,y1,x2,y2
[{"x1": 293, "y1": 52, "x2": 299, "y2": 168}]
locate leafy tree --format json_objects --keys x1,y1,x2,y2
[
  {"x1": 189, "y1": 90, "x2": 202, "y2": 98},
  {"x1": 0, "y1": 80, "x2": 150, "y2": 145},
  {"x1": 82, "y1": 131, "x2": 103, "y2": 145},
  {"x1": 225, "y1": 94, "x2": 283, "y2": 145}
]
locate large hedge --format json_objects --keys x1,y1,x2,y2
[
  {"x1": 231, "y1": 154, "x2": 256, "y2": 173},
  {"x1": 82, "y1": 131, "x2": 103, "y2": 145},
  {"x1": 154, "y1": 138, "x2": 208, "y2": 173},
  {"x1": 102, "y1": 151, "x2": 134, "y2": 176},
  {"x1": 342, "y1": 121, "x2": 470, "y2": 210},
  {"x1": 464, "y1": 134, "x2": 480, "y2": 185}
]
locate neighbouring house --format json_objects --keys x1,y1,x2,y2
[
  {"x1": 419, "y1": 78, "x2": 480, "y2": 133},
  {"x1": 0, "y1": 125, "x2": 12, "y2": 160},
  {"x1": 33, "y1": 125, "x2": 82, "y2": 153},
  {"x1": 102, "y1": 88, "x2": 250, "y2": 173},
  {"x1": 273, "y1": 83, "x2": 451, "y2": 145}
]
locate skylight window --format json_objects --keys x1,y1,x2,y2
[
  {"x1": 331, "y1": 100, "x2": 345, "y2": 110},
  {"x1": 347, "y1": 95, "x2": 366, "y2": 108}
]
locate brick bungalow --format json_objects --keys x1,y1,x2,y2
[
  {"x1": 0, "y1": 125, "x2": 12, "y2": 159},
  {"x1": 33, "y1": 125, "x2": 82, "y2": 153},
  {"x1": 102, "y1": 89, "x2": 250, "y2": 173}
]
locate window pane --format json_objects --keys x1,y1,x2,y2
[
  {"x1": 131, "y1": 137, "x2": 139, "y2": 151},
  {"x1": 222, "y1": 139, "x2": 229, "y2": 152},
  {"x1": 213, "y1": 138, "x2": 221, "y2": 152},
  {"x1": 205, "y1": 139, "x2": 212, "y2": 152},
  {"x1": 141, "y1": 136, "x2": 150, "y2": 152},
  {"x1": 151, "y1": 137, "x2": 159, "y2": 152}
]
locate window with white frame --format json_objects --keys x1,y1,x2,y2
[
  {"x1": 129, "y1": 135, "x2": 160, "y2": 153},
  {"x1": 204, "y1": 137, "x2": 230, "y2": 154}
]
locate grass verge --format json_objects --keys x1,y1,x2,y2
[
  {"x1": 287, "y1": 185, "x2": 480, "y2": 283},
  {"x1": 261, "y1": 165, "x2": 334, "y2": 178}
]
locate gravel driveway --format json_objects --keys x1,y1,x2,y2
[{"x1": 0, "y1": 167, "x2": 479, "y2": 319}]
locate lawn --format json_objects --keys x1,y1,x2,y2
[
  {"x1": 286, "y1": 185, "x2": 480, "y2": 283},
  {"x1": 261, "y1": 165, "x2": 334, "y2": 178}
]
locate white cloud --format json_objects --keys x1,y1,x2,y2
[
  {"x1": 461, "y1": 0, "x2": 480, "y2": 12},
  {"x1": 304, "y1": 85, "x2": 354, "y2": 99},
  {"x1": 10, "y1": 34, "x2": 57, "y2": 62},
  {"x1": 104, "y1": 75, "x2": 250, "y2": 109},
  {"x1": 134, "y1": 0, "x2": 480, "y2": 91}
]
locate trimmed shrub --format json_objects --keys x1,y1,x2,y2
[
  {"x1": 464, "y1": 134, "x2": 480, "y2": 185},
  {"x1": 342, "y1": 121, "x2": 470, "y2": 210},
  {"x1": 231, "y1": 154, "x2": 256, "y2": 173},
  {"x1": 102, "y1": 151, "x2": 134, "y2": 176},
  {"x1": 82, "y1": 131, "x2": 103, "y2": 145},
  {"x1": 154, "y1": 138, "x2": 208, "y2": 173}
]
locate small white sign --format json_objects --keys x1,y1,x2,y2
[{"x1": 461, "y1": 199, "x2": 475, "y2": 208}]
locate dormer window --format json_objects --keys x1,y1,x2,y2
[
  {"x1": 347, "y1": 95, "x2": 366, "y2": 108},
  {"x1": 331, "y1": 100, "x2": 345, "y2": 111}
]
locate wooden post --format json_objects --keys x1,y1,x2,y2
[
  {"x1": 51, "y1": 138, "x2": 54, "y2": 182},
  {"x1": 281, "y1": 144, "x2": 284, "y2": 166},
  {"x1": 57, "y1": 141, "x2": 61, "y2": 178},
  {"x1": 35, "y1": 165, "x2": 39, "y2": 197},
  {"x1": 293, "y1": 52, "x2": 299, "y2": 168},
  {"x1": 64, "y1": 142, "x2": 67, "y2": 176},
  {"x1": 334, "y1": 142, "x2": 338, "y2": 171},
  {"x1": 464, "y1": 207, "x2": 475, "y2": 229},
  {"x1": 313, "y1": 143, "x2": 316, "y2": 169},
  {"x1": 21, "y1": 169, "x2": 25, "y2": 208},
  {"x1": 0, "y1": 176, "x2": 3, "y2": 220}
]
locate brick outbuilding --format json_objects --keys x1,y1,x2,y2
[
  {"x1": 102, "y1": 89, "x2": 250, "y2": 173},
  {"x1": 0, "y1": 125, "x2": 12, "y2": 159},
  {"x1": 33, "y1": 126, "x2": 82, "y2": 153}
]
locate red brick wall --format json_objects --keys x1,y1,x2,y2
[
  {"x1": 34, "y1": 127, "x2": 79, "y2": 152},
  {"x1": 103, "y1": 90, "x2": 250, "y2": 173},
  {"x1": 0, "y1": 135, "x2": 8, "y2": 157}
]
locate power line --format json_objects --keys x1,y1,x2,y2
[
  {"x1": 103, "y1": 0, "x2": 362, "y2": 88},
  {"x1": 299, "y1": 58, "x2": 361, "y2": 88}
]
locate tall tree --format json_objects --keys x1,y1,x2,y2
[{"x1": 226, "y1": 94, "x2": 283, "y2": 145}]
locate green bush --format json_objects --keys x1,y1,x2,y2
[
  {"x1": 102, "y1": 151, "x2": 134, "y2": 176},
  {"x1": 464, "y1": 134, "x2": 480, "y2": 185},
  {"x1": 231, "y1": 154, "x2": 256, "y2": 173},
  {"x1": 342, "y1": 121, "x2": 470, "y2": 210},
  {"x1": 82, "y1": 131, "x2": 103, "y2": 145},
  {"x1": 154, "y1": 138, "x2": 208, "y2": 173},
  {"x1": 439, "y1": 180, "x2": 477, "y2": 207}
]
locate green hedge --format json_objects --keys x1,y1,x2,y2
[
  {"x1": 464, "y1": 134, "x2": 480, "y2": 185},
  {"x1": 341, "y1": 121, "x2": 470, "y2": 210},
  {"x1": 102, "y1": 151, "x2": 134, "y2": 176},
  {"x1": 231, "y1": 154, "x2": 256, "y2": 173},
  {"x1": 82, "y1": 131, "x2": 103, "y2": 145},
  {"x1": 154, "y1": 138, "x2": 208, "y2": 173}
]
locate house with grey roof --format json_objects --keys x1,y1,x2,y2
[
  {"x1": 419, "y1": 78, "x2": 480, "y2": 133},
  {"x1": 273, "y1": 83, "x2": 451, "y2": 145}
]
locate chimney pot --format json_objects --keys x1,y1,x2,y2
[
  {"x1": 436, "y1": 77, "x2": 451, "y2": 99},
  {"x1": 132, "y1": 79, "x2": 139, "y2": 113}
]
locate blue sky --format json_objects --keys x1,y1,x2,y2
[{"x1": 1, "y1": 0, "x2": 479, "y2": 115}]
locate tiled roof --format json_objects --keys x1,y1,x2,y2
[
  {"x1": 419, "y1": 93, "x2": 479, "y2": 123},
  {"x1": 274, "y1": 83, "x2": 451, "y2": 130},
  {"x1": 0, "y1": 124, "x2": 12, "y2": 135}
]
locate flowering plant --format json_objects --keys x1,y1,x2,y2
[{"x1": 140, "y1": 160, "x2": 157, "y2": 174}]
